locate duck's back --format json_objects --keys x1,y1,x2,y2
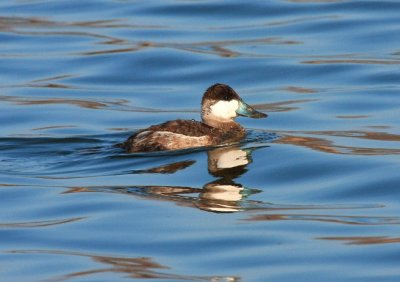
[{"x1": 121, "y1": 120, "x2": 222, "y2": 152}]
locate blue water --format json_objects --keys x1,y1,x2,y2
[{"x1": 1, "y1": 1, "x2": 400, "y2": 281}]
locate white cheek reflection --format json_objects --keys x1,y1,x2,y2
[
  {"x1": 204, "y1": 184, "x2": 244, "y2": 202},
  {"x1": 210, "y1": 100, "x2": 239, "y2": 119},
  {"x1": 216, "y1": 149, "x2": 249, "y2": 169}
]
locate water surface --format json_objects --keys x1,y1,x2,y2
[{"x1": 1, "y1": 1, "x2": 400, "y2": 281}]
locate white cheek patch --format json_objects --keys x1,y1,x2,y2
[{"x1": 210, "y1": 100, "x2": 239, "y2": 119}]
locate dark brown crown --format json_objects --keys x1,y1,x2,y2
[{"x1": 202, "y1": 83, "x2": 240, "y2": 104}]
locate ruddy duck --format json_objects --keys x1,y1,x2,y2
[{"x1": 120, "y1": 83, "x2": 267, "y2": 152}]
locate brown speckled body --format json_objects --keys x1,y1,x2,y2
[{"x1": 121, "y1": 119, "x2": 246, "y2": 152}]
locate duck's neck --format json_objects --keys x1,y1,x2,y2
[
  {"x1": 201, "y1": 102, "x2": 245, "y2": 134},
  {"x1": 202, "y1": 116, "x2": 244, "y2": 132}
]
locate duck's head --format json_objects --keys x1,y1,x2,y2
[{"x1": 201, "y1": 83, "x2": 267, "y2": 128}]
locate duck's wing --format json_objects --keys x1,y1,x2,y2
[
  {"x1": 121, "y1": 120, "x2": 217, "y2": 152},
  {"x1": 146, "y1": 120, "x2": 216, "y2": 136}
]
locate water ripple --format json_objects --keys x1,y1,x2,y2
[
  {"x1": 0, "y1": 217, "x2": 84, "y2": 228},
  {"x1": 1, "y1": 0, "x2": 400, "y2": 281},
  {"x1": 8, "y1": 249, "x2": 238, "y2": 282}
]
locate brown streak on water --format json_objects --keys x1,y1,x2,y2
[
  {"x1": 318, "y1": 236, "x2": 400, "y2": 245},
  {"x1": 8, "y1": 250, "x2": 236, "y2": 282}
]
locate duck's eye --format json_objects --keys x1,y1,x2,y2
[{"x1": 223, "y1": 95, "x2": 229, "y2": 101}]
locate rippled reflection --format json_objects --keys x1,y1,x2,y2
[
  {"x1": 1, "y1": 0, "x2": 400, "y2": 280},
  {"x1": 0, "y1": 94, "x2": 166, "y2": 112},
  {"x1": 0, "y1": 217, "x2": 83, "y2": 228},
  {"x1": 283, "y1": 86, "x2": 318, "y2": 94},
  {"x1": 302, "y1": 59, "x2": 400, "y2": 65},
  {"x1": 287, "y1": 0, "x2": 346, "y2": 3},
  {"x1": 253, "y1": 99, "x2": 318, "y2": 112},
  {"x1": 276, "y1": 130, "x2": 400, "y2": 155},
  {"x1": 9, "y1": 249, "x2": 238, "y2": 282},
  {"x1": 0, "y1": 14, "x2": 300, "y2": 59},
  {"x1": 58, "y1": 143, "x2": 400, "y2": 225},
  {"x1": 318, "y1": 236, "x2": 400, "y2": 245},
  {"x1": 245, "y1": 213, "x2": 400, "y2": 225},
  {"x1": 66, "y1": 145, "x2": 260, "y2": 213}
]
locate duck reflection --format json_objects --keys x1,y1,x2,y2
[
  {"x1": 65, "y1": 145, "x2": 400, "y2": 224},
  {"x1": 135, "y1": 146, "x2": 261, "y2": 213},
  {"x1": 198, "y1": 180, "x2": 247, "y2": 212},
  {"x1": 197, "y1": 146, "x2": 260, "y2": 212},
  {"x1": 68, "y1": 145, "x2": 261, "y2": 213}
]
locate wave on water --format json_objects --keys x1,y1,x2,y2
[{"x1": 0, "y1": 130, "x2": 278, "y2": 178}]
